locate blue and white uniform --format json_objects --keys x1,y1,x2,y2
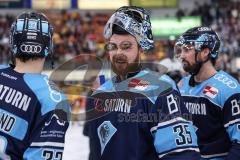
[
  {"x1": 86, "y1": 69, "x2": 200, "y2": 160},
  {"x1": 178, "y1": 70, "x2": 240, "y2": 160},
  {"x1": 0, "y1": 65, "x2": 70, "y2": 160}
]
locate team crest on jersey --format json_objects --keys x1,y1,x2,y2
[
  {"x1": 128, "y1": 78, "x2": 149, "y2": 91},
  {"x1": 97, "y1": 121, "x2": 117, "y2": 155},
  {"x1": 203, "y1": 85, "x2": 218, "y2": 99}
]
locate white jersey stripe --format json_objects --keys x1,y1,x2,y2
[
  {"x1": 30, "y1": 142, "x2": 65, "y2": 147},
  {"x1": 158, "y1": 148, "x2": 200, "y2": 158},
  {"x1": 150, "y1": 117, "x2": 191, "y2": 132},
  {"x1": 224, "y1": 119, "x2": 240, "y2": 128},
  {"x1": 201, "y1": 152, "x2": 228, "y2": 158}
]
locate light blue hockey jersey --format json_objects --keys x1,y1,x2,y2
[
  {"x1": 86, "y1": 69, "x2": 200, "y2": 160},
  {"x1": 178, "y1": 70, "x2": 240, "y2": 160},
  {"x1": 0, "y1": 65, "x2": 70, "y2": 160}
]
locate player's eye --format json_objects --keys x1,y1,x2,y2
[
  {"x1": 105, "y1": 41, "x2": 133, "y2": 52},
  {"x1": 119, "y1": 42, "x2": 132, "y2": 50},
  {"x1": 105, "y1": 43, "x2": 118, "y2": 51}
]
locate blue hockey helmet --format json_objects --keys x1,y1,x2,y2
[
  {"x1": 9, "y1": 12, "x2": 53, "y2": 57},
  {"x1": 175, "y1": 26, "x2": 220, "y2": 59},
  {"x1": 103, "y1": 6, "x2": 154, "y2": 51}
]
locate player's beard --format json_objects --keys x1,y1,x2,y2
[
  {"x1": 111, "y1": 54, "x2": 140, "y2": 78},
  {"x1": 182, "y1": 59, "x2": 201, "y2": 75}
]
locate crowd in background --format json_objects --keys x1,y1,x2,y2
[
  {"x1": 0, "y1": 0, "x2": 240, "y2": 80},
  {"x1": 176, "y1": 0, "x2": 240, "y2": 74}
]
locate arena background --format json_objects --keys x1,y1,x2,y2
[{"x1": 0, "y1": 0, "x2": 239, "y2": 159}]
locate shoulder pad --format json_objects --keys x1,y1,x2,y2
[
  {"x1": 24, "y1": 74, "x2": 70, "y2": 115},
  {"x1": 0, "y1": 64, "x2": 10, "y2": 70}
]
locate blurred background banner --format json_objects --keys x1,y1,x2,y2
[
  {"x1": 151, "y1": 16, "x2": 201, "y2": 37},
  {"x1": 32, "y1": 0, "x2": 72, "y2": 10},
  {"x1": 130, "y1": 0, "x2": 178, "y2": 8},
  {"x1": 78, "y1": 0, "x2": 129, "y2": 10}
]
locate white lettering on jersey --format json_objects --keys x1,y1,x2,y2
[
  {"x1": 231, "y1": 99, "x2": 240, "y2": 116},
  {"x1": 0, "y1": 84, "x2": 31, "y2": 111},
  {"x1": 167, "y1": 94, "x2": 179, "y2": 114},
  {"x1": 104, "y1": 98, "x2": 132, "y2": 113},
  {"x1": 214, "y1": 74, "x2": 237, "y2": 89},
  {"x1": 185, "y1": 102, "x2": 207, "y2": 115},
  {"x1": 44, "y1": 77, "x2": 62, "y2": 103}
]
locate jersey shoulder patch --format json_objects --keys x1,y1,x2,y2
[
  {"x1": 179, "y1": 71, "x2": 240, "y2": 108},
  {"x1": 209, "y1": 71, "x2": 240, "y2": 107}
]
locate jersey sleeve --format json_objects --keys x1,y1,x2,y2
[
  {"x1": 149, "y1": 88, "x2": 200, "y2": 160},
  {"x1": 23, "y1": 100, "x2": 70, "y2": 160},
  {"x1": 223, "y1": 93, "x2": 240, "y2": 160},
  {"x1": 22, "y1": 74, "x2": 71, "y2": 160}
]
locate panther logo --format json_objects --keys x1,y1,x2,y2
[
  {"x1": 100, "y1": 124, "x2": 110, "y2": 144},
  {"x1": 97, "y1": 121, "x2": 117, "y2": 155}
]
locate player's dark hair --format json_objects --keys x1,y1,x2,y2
[
  {"x1": 210, "y1": 57, "x2": 217, "y2": 66},
  {"x1": 112, "y1": 25, "x2": 129, "y2": 35},
  {"x1": 15, "y1": 54, "x2": 43, "y2": 63}
]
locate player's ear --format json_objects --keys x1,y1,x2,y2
[
  {"x1": 138, "y1": 47, "x2": 144, "y2": 63},
  {"x1": 200, "y1": 48, "x2": 210, "y2": 61},
  {"x1": 139, "y1": 47, "x2": 144, "y2": 54}
]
